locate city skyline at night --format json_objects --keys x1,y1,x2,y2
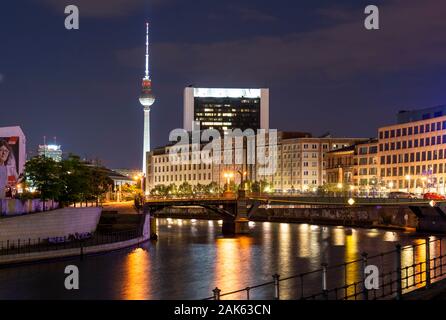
[
  {"x1": 4, "y1": 0, "x2": 446, "y2": 308},
  {"x1": 3, "y1": 0, "x2": 446, "y2": 169}
]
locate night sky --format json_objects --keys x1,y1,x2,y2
[{"x1": 2, "y1": 0, "x2": 446, "y2": 169}]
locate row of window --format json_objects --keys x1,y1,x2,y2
[
  {"x1": 380, "y1": 149, "x2": 446, "y2": 165},
  {"x1": 357, "y1": 168, "x2": 378, "y2": 176},
  {"x1": 271, "y1": 180, "x2": 319, "y2": 186},
  {"x1": 379, "y1": 120, "x2": 446, "y2": 139},
  {"x1": 380, "y1": 163, "x2": 444, "y2": 177},
  {"x1": 357, "y1": 146, "x2": 378, "y2": 155},
  {"x1": 379, "y1": 135, "x2": 446, "y2": 151},
  {"x1": 154, "y1": 173, "x2": 213, "y2": 183},
  {"x1": 154, "y1": 163, "x2": 212, "y2": 173}
]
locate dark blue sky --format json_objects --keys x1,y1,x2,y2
[{"x1": 2, "y1": 0, "x2": 446, "y2": 169}]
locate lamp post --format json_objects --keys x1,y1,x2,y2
[
  {"x1": 405, "y1": 175, "x2": 411, "y2": 193},
  {"x1": 223, "y1": 172, "x2": 234, "y2": 197},
  {"x1": 349, "y1": 185, "x2": 355, "y2": 197},
  {"x1": 388, "y1": 181, "x2": 394, "y2": 197},
  {"x1": 337, "y1": 183, "x2": 343, "y2": 197},
  {"x1": 237, "y1": 170, "x2": 247, "y2": 191}
]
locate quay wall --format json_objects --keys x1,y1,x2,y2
[
  {"x1": 0, "y1": 199, "x2": 58, "y2": 216},
  {"x1": 0, "y1": 207, "x2": 101, "y2": 242},
  {"x1": 0, "y1": 213, "x2": 151, "y2": 266}
]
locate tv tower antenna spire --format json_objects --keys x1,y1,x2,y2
[{"x1": 145, "y1": 22, "x2": 150, "y2": 80}]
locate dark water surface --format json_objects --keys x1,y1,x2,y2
[{"x1": 0, "y1": 219, "x2": 436, "y2": 299}]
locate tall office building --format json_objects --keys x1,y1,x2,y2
[
  {"x1": 38, "y1": 144, "x2": 62, "y2": 162},
  {"x1": 183, "y1": 87, "x2": 269, "y2": 133},
  {"x1": 139, "y1": 22, "x2": 156, "y2": 176}
]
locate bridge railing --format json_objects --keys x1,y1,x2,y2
[
  {"x1": 204, "y1": 237, "x2": 446, "y2": 300},
  {"x1": 0, "y1": 229, "x2": 142, "y2": 257},
  {"x1": 145, "y1": 195, "x2": 443, "y2": 207}
]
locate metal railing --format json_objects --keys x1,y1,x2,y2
[
  {"x1": 0, "y1": 229, "x2": 142, "y2": 257},
  {"x1": 204, "y1": 237, "x2": 446, "y2": 300}
]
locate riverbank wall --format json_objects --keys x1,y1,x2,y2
[
  {"x1": 0, "y1": 207, "x2": 101, "y2": 242},
  {"x1": 0, "y1": 213, "x2": 151, "y2": 266},
  {"x1": 0, "y1": 199, "x2": 58, "y2": 216}
]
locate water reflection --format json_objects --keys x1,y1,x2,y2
[
  {"x1": 0, "y1": 218, "x2": 440, "y2": 300},
  {"x1": 384, "y1": 231, "x2": 398, "y2": 242},
  {"x1": 345, "y1": 229, "x2": 359, "y2": 298},
  {"x1": 332, "y1": 227, "x2": 345, "y2": 246},
  {"x1": 122, "y1": 248, "x2": 151, "y2": 300},
  {"x1": 297, "y1": 224, "x2": 311, "y2": 258},
  {"x1": 215, "y1": 236, "x2": 252, "y2": 299}
]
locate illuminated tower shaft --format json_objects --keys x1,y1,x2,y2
[
  {"x1": 139, "y1": 22, "x2": 155, "y2": 176},
  {"x1": 142, "y1": 107, "x2": 151, "y2": 174}
]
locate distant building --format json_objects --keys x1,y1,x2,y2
[
  {"x1": 83, "y1": 165, "x2": 137, "y2": 202},
  {"x1": 326, "y1": 139, "x2": 379, "y2": 194},
  {"x1": 38, "y1": 144, "x2": 62, "y2": 162},
  {"x1": 397, "y1": 105, "x2": 446, "y2": 124},
  {"x1": 146, "y1": 131, "x2": 368, "y2": 193},
  {"x1": 112, "y1": 168, "x2": 142, "y2": 180},
  {"x1": 183, "y1": 87, "x2": 269, "y2": 134},
  {"x1": 0, "y1": 126, "x2": 26, "y2": 198}
]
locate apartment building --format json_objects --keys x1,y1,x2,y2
[
  {"x1": 146, "y1": 132, "x2": 367, "y2": 193},
  {"x1": 378, "y1": 107, "x2": 446, "y2": 193}
]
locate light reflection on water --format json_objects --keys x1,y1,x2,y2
[
  {"x1": 0, "y1": 218, "x2": 441, "y2": 300},
  {"x1": 123, "y1": 248, "x2": 151, "y2": 300}
]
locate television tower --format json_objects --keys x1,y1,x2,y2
[{"x1": 139, "y1": 22, "x2": 155, "y2": 176}]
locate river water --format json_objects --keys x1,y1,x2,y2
[{"x1": 0, "y1": 218, "x2": 439, "y2": 300}]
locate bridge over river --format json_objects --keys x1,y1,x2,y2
[{"x1": 144, "y1": 193, "x2": 446, "y2": 237}]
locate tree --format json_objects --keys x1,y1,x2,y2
[
  {"x1": 205, "y1": 182, "x2": 220, "y2": 195},
  {"x1": 59, "y1": 154, "x2": 89, "y2": 206},
  {"x1": 166, "y1": 184, "x2": 178, "y2": 197},
  {"x1": 193, "y1": 183, "x2": 206, "y2": 196},
  {"x1": 178, "y1": 181, "x2": 192, "y2": 196},
  {"x1": 24, "y1": 156, "x2": 63, "y2": 211},
  {"x1": 150, "y1": 184, "x2": 168, "y2": 197},
  {"x1": 87, "y1": 166, "x2": 113, "y2": 205},
  {"x1": 251, "y1": 180, "x2": 271, "y2": 193}
]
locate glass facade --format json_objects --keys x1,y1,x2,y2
[{"x1": 194, "y1": 97, "x2": 261, "y2": 133}]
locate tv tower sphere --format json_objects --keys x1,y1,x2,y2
[{"x1": 140, "y1": 80, "x2": 155, "y2": 108}]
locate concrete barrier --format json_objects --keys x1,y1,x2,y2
[
  {"x1": 0, "y1": 199, "x2": 58, "y2": 216},
  {"x1": 0, "y1": 213, "x2": 150, "y2": 266},
  {"x1": 0, "y1": 207, "x2": 101, "y2": 242}
]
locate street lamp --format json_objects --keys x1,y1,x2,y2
[
  {"x1": 405, "y1": 175, "x2": 411, "y2": 193},
  {"x1": 337, "y1": 183, "x2": 343, "y2": 197},
  {"x1": 237, "y1": 170, "x2": 248, "y2": 191},
  {"x1": 223, "y1": 172, "x2": 234, "y2": 192}
]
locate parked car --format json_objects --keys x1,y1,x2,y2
[
  {"x1": 423, "y1": 192, "x2": 446, "y2": 200},
  {"x1": 388, "y1": 191, "x2": 416, "y2": 199}
]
